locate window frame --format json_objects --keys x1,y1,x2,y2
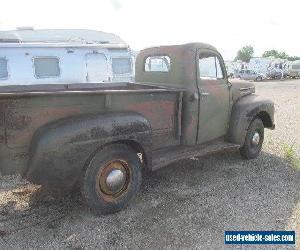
[
  {"x1": 215, "y1": 56, "x2": 225, "y2": 79},
  {"x1": 33, "y1": 56, "x2": 61, "y2": 79},
  {"x1": 0, "y1": 57, "x2": 9, "y2": 80},
  {"x1": 111, "y1": 57, "x2": 133, "y2": 75},
  {"x1": 144, "y1": 55, "x2": 171, "y2": 73}
]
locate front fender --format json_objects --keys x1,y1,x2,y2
[
  {"x1": 228, "y1": 94, "x2": 275, "y2": 145},
  {"x1": 25, "y1": 111, "x2": 152, "y2": 189}
]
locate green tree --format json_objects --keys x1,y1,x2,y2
[
  {"x1": 287, "y1": 56, "x2": 300, "y2": 61},
  {"x1": 262, "y1": 50, "x2": 279, "y2": 58},
  {"x1": 278, "y1": 51, "x2": 289, "y2": 59},
  {"x1": 234, "y1": 46, "x2": 254, "y2": 63},
  {"x1": 262, "y1": 50, "x2": 300, "y2": 61}
]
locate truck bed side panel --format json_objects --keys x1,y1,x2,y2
[{"x1": 0, "y1": 89, "x2": 181, "y2": 175}]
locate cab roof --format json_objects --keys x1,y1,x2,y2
[
  {"x1": 135, "y1": 43, "x2": 220, "y2": 85},
  {"x1": 139, "y1": 43, "x2": 217, "y2": 55}
]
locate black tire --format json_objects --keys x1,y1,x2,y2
[
  {"x1": 80, "y1": 144, "x2": 142, "y2": 215},
  {"x1": 239, "y1": 119, "x2": 264, "y2": 159}
]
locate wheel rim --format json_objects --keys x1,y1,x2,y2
[
  {"x1": 251, "y1": 131, "x2": 261, "y2": 146},
  {"x1": 97, "y1": 159, "x2": 132, "y2": 201}
]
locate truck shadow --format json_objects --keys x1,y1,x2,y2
[{"x1": 0, "y1": 150, "x2": 299, "y2": 249}]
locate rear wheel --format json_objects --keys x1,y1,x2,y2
[
  {"x1": 240, "y1": 119, "x2": 264, "y2": 159},
  {"x1": 80, "y1": 144, "x2": 142, "y2": 214}
]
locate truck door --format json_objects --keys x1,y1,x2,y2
[
  {"x1": 196, "y1": 49, "x2": 231, "y2": 144},
  {"x1": 86, "y1": 53, "x2": 110, "y2": 82}
]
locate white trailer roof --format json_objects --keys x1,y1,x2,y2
[
  {"x1": 0, "y1": 43, "x2": 129, "y2": 49},
  {"x1": 0, "y1": 29, "x2": 126, "y2": 45}
]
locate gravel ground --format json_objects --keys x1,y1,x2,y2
[{"x1": 0, "y1": 79, "x2": 299, "y2": 250}]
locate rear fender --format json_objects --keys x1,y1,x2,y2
[{"x1": 25, "y1": 112, "x2": 152, "y2": 190}]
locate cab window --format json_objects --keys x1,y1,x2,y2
[
  {"x1": 145, "y1": 56, "x2": 171, "y2": 72},
  {"x1": 199, "y1": 55, "x2": 224, "y2": 79}
]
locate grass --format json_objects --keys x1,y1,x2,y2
[{"x1": 283, "y1": 144, "x2": 300, "y2": 170}]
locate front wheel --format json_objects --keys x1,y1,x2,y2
[
  {"x1": 80, "y1": 144, "x2": 142, "y2": 215},
  {"x1": 239, "y1": 119, "x2": 264, "y2": 159}
]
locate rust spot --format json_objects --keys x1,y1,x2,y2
[
  {"x1": 6, "y1": 114, "x2": 32, "y2": 130},
  {"x1": 6, "y1": 106, "x2": 81, "y2": 147}
]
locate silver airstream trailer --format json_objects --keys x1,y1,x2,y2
[{"x1": 0, "y1": 28, "x2": 135, "y2": 85}]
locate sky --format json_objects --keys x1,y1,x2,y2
[{"x1": 0, "y1": 0, "x2": 299, "y2": 60}]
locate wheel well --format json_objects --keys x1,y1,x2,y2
[
  {"x1": 255, "y1": 111, "x2": 273, "y2": 128},
  {"x1": 90, "y1": 140, "x2": 148, "y2": 167},
  {"x1": 82, "y1": 140, "x2": 149, "y2": 177},
  {"x1": 119, "y1": 140, "x2": 148, "y2": 166}
]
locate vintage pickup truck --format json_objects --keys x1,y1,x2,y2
[{"x1": 0, "y1": 43, "x2": 274, "y2": 214}]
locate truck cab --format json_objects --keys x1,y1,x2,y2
[{"x1": 136, "y1": 43, "x2": 273, "y2": 148}]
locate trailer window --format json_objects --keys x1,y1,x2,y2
[
  {"x1": 0, "y1": 58, "x2": 8, "y2": 79},
  {"x1": 145, "y1": 56, "x2": 171, "y2": 72},
  {"x1": 292, "y1": 64, "x2": 300, "y2": 70},
  {"x1": 112, "y1": 58, "x2": 132, "y2": 74},
  {"x1": 34, "y1": 57, "x2": 60, "y2": 78}
]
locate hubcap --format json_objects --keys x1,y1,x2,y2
[
  {"x1": 251, "y1": 131, "x2": 260, "y2": 145},
  {"x1": 106, "y1": 169, "x2": 126, "y2": 193},
  {"x1": 97, "y1": 160, "x2": 131, "y2": 201}
]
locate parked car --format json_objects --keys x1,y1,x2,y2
[
  {"x1": 0, "y1": 43, "x2": 275, "y2": 214},
  {"x1": 237, "y1": 69, "x2": 264, "y2": 81},
  {"x1": 0, "y1": 29, "x2": 135, "y2": 85},
  {"x1": 266, "y1": 68, "x2": 283, "y2": 79}
]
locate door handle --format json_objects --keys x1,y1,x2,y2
[
  {"x1": 200, "y1": 92, "x2": 210, "y2": 96},
  {"x1": 189, "y1": 92, "x2": 199, "y2": 102}
]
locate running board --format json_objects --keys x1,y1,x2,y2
[{"x1": 152, "y1": 141, "x2": 240, "y2": 171}]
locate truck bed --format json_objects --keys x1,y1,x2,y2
[{"x1": 0, "y1": 82, "x2": 184, "y2": 175}]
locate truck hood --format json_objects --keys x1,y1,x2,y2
[{"x1": 230, "y1": 80, "x2": 255, "y2": 102}]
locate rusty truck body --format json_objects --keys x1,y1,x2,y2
[{"x1": 0, "y1": 43, "x2": 274, "y2": 214}]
